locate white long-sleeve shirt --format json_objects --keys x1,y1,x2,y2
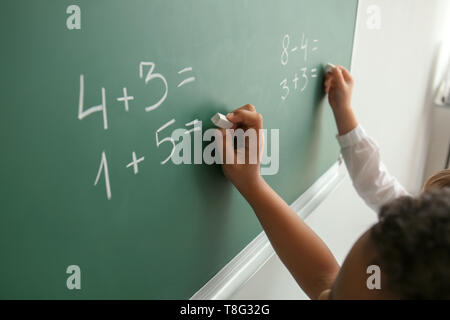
[{"x1": 336, "y1": 125, "x2": 410, "y2": 213}]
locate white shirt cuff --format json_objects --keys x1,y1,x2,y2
[{"x1": 336, "y1": 125, "x2": 367, "y2": 148}]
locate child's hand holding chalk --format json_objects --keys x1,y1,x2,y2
[
  {"x1": 324, "y1": 63, "x2": 336, "y2": 74},
  {"x1": 213, "y1": 105, "x2": 263, "y2": 191},
  {"x1": 323, "y1": 64, "x2": 358, "y2": 135},
  {"x1": 323, "y1": 64, "x2": 354, "y2": 109},
  {"x1": 211, "y1": 113, "x2": 234, "y2": 129}
]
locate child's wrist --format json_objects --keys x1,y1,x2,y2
[
  {"x1": 332, "y1": 103, "x2": 352, "y2": 114},
  {"x1": 333, "y1": 106, "x2": 358, "y2": 135},
  {"x1": 234, "y1": 174, "x2": 265, "y2": 196}
]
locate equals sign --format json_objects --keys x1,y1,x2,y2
[
  {"x1": 177, "y1": 67, "x2": 196, "y2": 88},
  {"x1": 312, "y1": 39, "x2": 319, "y2": 51}
]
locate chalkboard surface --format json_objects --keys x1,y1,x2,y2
[{"x1": 0, "y1": 0, "x2": 357, "y2": 299}]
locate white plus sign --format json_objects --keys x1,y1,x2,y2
[
  {"x1": 117, "y1": 87, "x2": 134, "y2": 112},
  {"x1": 126, "y1": 151, "x2": 145, "y2": 174},
  {"x1": 293, "y1": 73, "x2": 299, "y2": 90}
]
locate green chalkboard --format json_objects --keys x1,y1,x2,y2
[{"x1": 0, "y1": 0, "x2": 357, "y2": 299}]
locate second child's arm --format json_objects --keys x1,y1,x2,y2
[
  {"x1": 325, "y1": 66, "x2": 409, "y2": 211},
  {"x1": 216, "y1": 105, "x2": 339, "y2": 299}
]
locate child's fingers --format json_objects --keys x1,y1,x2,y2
[
  {"x1": 215, "y1": 128, "x2": 235, "y2": 164},
  {"x1": 225, "y1": 104, "x2": 253, "y2": 128},
  {"x1": 339, "y1": 66, "x2": 353, "y2": 84},
  {"x1": 324, "y1": 79, "x2": 331, "y2": 93},
  {"x1": 332, "y1": 67, "x2": 346, "y2": 87},
  {"x1": 324, "y1": 73, "x2": 336, "y2": 92},
  {"x1": 227, "y1": 104, "x2": 258, "y2": 128},
  {"x1": 237, "y1": 104, "x2": 256, "y2": 112},
  {"x1": 325, "y1": 73, "x2": 333, "y2": 85},
  {"x1": 227, "y1": 108, "x2": 263, "y2": 130},
  {"x1": 227, "y1": 104, "x2": 257, "y2": 119}
]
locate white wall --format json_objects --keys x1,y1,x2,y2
[
  {"x1": 423, "y1": 3, "x2": 450, "y2": 177},
  {"x1": 230, "y1": 0, "x2": 450, "y2": 300}
]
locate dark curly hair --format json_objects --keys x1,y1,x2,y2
[{"x1": 370, "y1": 188, "x2": 450, "y2": 299}]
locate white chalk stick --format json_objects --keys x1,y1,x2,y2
[
  {"x1": 211, "y1": 113, "x2": 233, "y2": 129},
  {"x1": 324, "y1": 63, "x2": 336, "y2": 73}
]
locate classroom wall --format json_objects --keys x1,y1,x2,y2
[
  {"x1": 423, "y1": 3, "x2": 450, "y2": 177},
  {"x1": 230, "y1": 0, "x2": 450, "y2": 300}
]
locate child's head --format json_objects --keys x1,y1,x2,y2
[
  {"x1": 423, "y1": 169, "x2": 450, "y2": 191},
  {"x1": 320, "y1": 188, "x2": 450, "y2": 299}
]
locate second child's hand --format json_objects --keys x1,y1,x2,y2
[{"x1": 324, "y1": 66, "x2": 358, "y2": 135}]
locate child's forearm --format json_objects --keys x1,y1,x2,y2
[
  {"x1": 236, "y1": 177, "x2": 339, "y2": 299},
  {"x1": 332, "y1": 105, "x2": 359, "y2": 136}
]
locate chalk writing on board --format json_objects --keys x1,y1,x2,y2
[
  {"x1": 312, "y1": 39, "x2": 319, "y2": 51},
  {"x1": 139, "y1": 62, "x2": 169, "y2": 112},
  {"x1": 126, "y1": 152, "x2": 145, "y2": 175},
  {"x1": 94, "y1": 151, "x2": 111, "y2": 199},
  {"x1": 78, "y1": 60, "x2": 279, "y2": 200},
  {"x1": 116, "y1": 87, "x2": 134, "y2": 112},
  {"x1": 78, "y1": 60, "x2": 202, "y2": 199},
  {"x1": 79, "y1": 62, "x2": 197, "y2": 130},
  {"x1": 156, "y1": 119, "x2": 177, "y2": 165},
  {"x1": 177, "y1": 67, "x2": 196, "y2": 88},
  {"x1": 280, "y1": 33, "x2": 320, "y2": 101},
  {"x1": 281, "y1": 34, "x2": 290, "y2": 66},
  {"x1": 280, "y1": 78, "x2": 289, "y2": 101},
  {"x1": 78, "y1": 75, "x2": 107, "y2": 130}
]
